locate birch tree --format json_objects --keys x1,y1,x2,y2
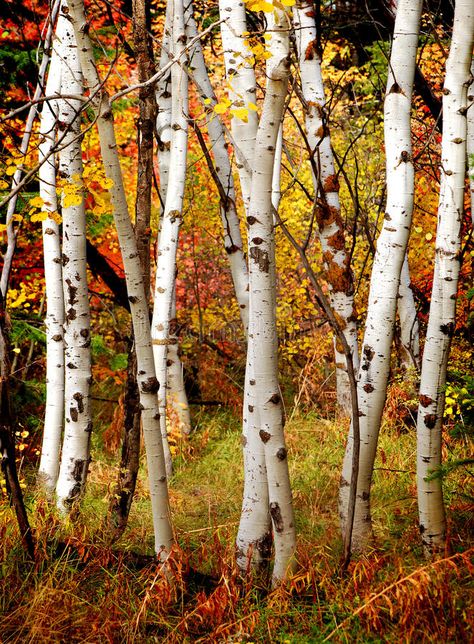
[
  {"x1": 416, "y1": 0, "x2": 474, "y2": 555},
  {"x1": 293, "y1": 0, "x2": 360, "y2": 413},
  {"x1": 245, "y1": 4, "x2": 296, "y2": 583},
  {"x1": 216, "y1": 0, "x2": 272, "y2": 570},
  {"x1": 66, "y1": 0, "x2": 173, "y2": 555},
  {"x1": 37, "y1": 15, "x2": 65, "y2": 494},
  {"x1": 339, "y1": 0, "x2": 423, "y2": 551},
  {"x1": 151, "y1": 0, "x2": 188, "y2": 477},
  {"x1": 54, "y1": 9, "x2": 92, "y2": 510},
  {"x1": 154, "y1": 0, "x2": 191, "y2": 439},
  {"x1": 108, "y1": 0, "x2": 157, "y2": 538}
]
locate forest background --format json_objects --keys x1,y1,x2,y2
[{"x1": 0, "y1": 0, "x2": 473, "y2": 641}]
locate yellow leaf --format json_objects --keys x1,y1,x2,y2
[
  {"x1": 30, "y1": 211, "x2": 48, "y2": 222},
  {"x1": 29, "y1": 195, "x2": 44, "y2": 208},
  {"x1": 63, "y1": 193, "x2": 83, "y2": 208},
  {"x1": 231, "y1": 107, "x2": 249, "y2": 122},
  {"x1": 425, "y1": 232, "x2": 433, "y2": 241},
  {"x1": 214, "y1": 103, "x2": 228, "y2": 115},
  {"x1": 6, "y1": 165, "x2": 17, "y2": 176},
  {"x1": 248, "y1": 102, "x2": 258, "y2": 111}
]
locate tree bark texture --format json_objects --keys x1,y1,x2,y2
[
  {"x1": 37, "y1": 17, "x2": 65, "y2": 495},
  {"x1": 151, "y1": 0, "x2": 189, "y2": 478},
  {"x1": 108, "y1": 0, "x2": 156, "y2": 539},
  {"x1": 339, "y1": 0, "x2": 423, "y2": 552},
  {"x1": 416, "y1": 0, "x2": 474, "y2": 555},
  {"x1": 66, "y1": 0, "x2": 173, "y2": 556},
  {"x1": 55, "y1": 8, "x2": 92, "y2": 510}
]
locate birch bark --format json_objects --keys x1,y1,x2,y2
[
  {"x1": 417, "y1": 0, "x2": 474, "y2": 555},
  {"x1": 218, "y1": 0, "x2": 271, "y2": 571},
  {"x1": 247, "y1": 6, "x2": 296, "y2": 583},
  {"x1": 37, "y1": 17, "x2": 65, "y2": 494},
  {"x1": 339, "y1": 0, "x2": 423, "y2": 551},
  {"x1": 151, "y1": 0, "x2": 188, "y2": 477},
  {"x1": 293, "y1": 0, "x2": 359, "y2": 413},
  {"x1": 55, "y1": 8, "x2": 92, "y2": 510},
  {"x1": 155, "y1": 0, "x2": 191, "y2": 437},
  {"x1": 66, "y1": 0, "x2": 173, "y2": 555},
  {"x1": 108, "y1": 0, "x2": 156, "y2": 538}
]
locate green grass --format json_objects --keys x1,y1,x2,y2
[{"x1": 0, "y1": 408, "x2": 472, "y2": 642}]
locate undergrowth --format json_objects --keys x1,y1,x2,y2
[{"x1": 0, "y1": 409, "x2": 473, "y2": 642}]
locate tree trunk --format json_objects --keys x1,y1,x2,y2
[
  {"x1": 37, "y1": 19, "x2": 65, "y2": 495},
  {"x1": 108, "y1": 0, "x2": 156, "y2": 539},
  {"x1": 339, "y1": 0, "x2": 422, "y2": 552},
  {"x1": 247, "y1": 6, "x2": 296, "y2": 584},
  {"x1": 151, "y1": 0, "x2": 189, "y2": 478},
  {"x1": 155, "y1": 0, "x2": 191, "y2": 438},
  {"x1": 218, "y1": 0, "x2": 271, "y2": 572},
  {"x1": 55, "y1": 11, "x2": 92, "y2": 511},
  {"x1": 66, "y1": 0, "x2": 173, "y2": 556},
  {"x1": 293, "y1": 0, "x2": 359, "y2": 414},
  {"x1": 416, "y1": 0, "x2": 474, "y2": 556}
]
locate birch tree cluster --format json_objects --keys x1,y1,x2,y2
[{"x1": 0, "y1": 0, "x2": 473, "y2": 584}]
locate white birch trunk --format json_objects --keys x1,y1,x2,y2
[
  {"x1": 155, "y1": 1, "x2": 191, "y2": 437},
  {"x1": 66, "y1": 0, "x2": 173, "y2": 555},
  {"x1": 37, "y1": 17, "x2": 65, "y2": 495},
  {"x1": 55, "y1": 9, "x2": 92, "y2": 510},
  {"x1": 398, "y1": 255, "x2": 420, "y2": 371},
  {"x1": 186, "y1": 6, "x2": 249, "y2": 331},
  {"x1": 219, "y1": 0, "x2": 258, "y2": 213},
  {"x1": 293, "y1": 1, "x2": 359, "y2": 413},
  {"x1": 156, "y1": 0, "x2": 173, "y2": 197},
  {"x1": 339, "y1": 0, "x2": 423, "y2": 551},
  {"x1": 417, "y1": 0, "x2": 474, "y2": 555},
  {"x1": 247, "y1": 6, "x2": 296, "y2": 583},
  {"x1": 151, "y1": 0, "x2": 189, "y2": 478},
  {"x1": 218, "y1": 0, "x2": 271, "y2": 571}
]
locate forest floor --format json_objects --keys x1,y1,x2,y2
[{"x1": 0, "y1": 406, "x2": 473, "y2": 642}]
